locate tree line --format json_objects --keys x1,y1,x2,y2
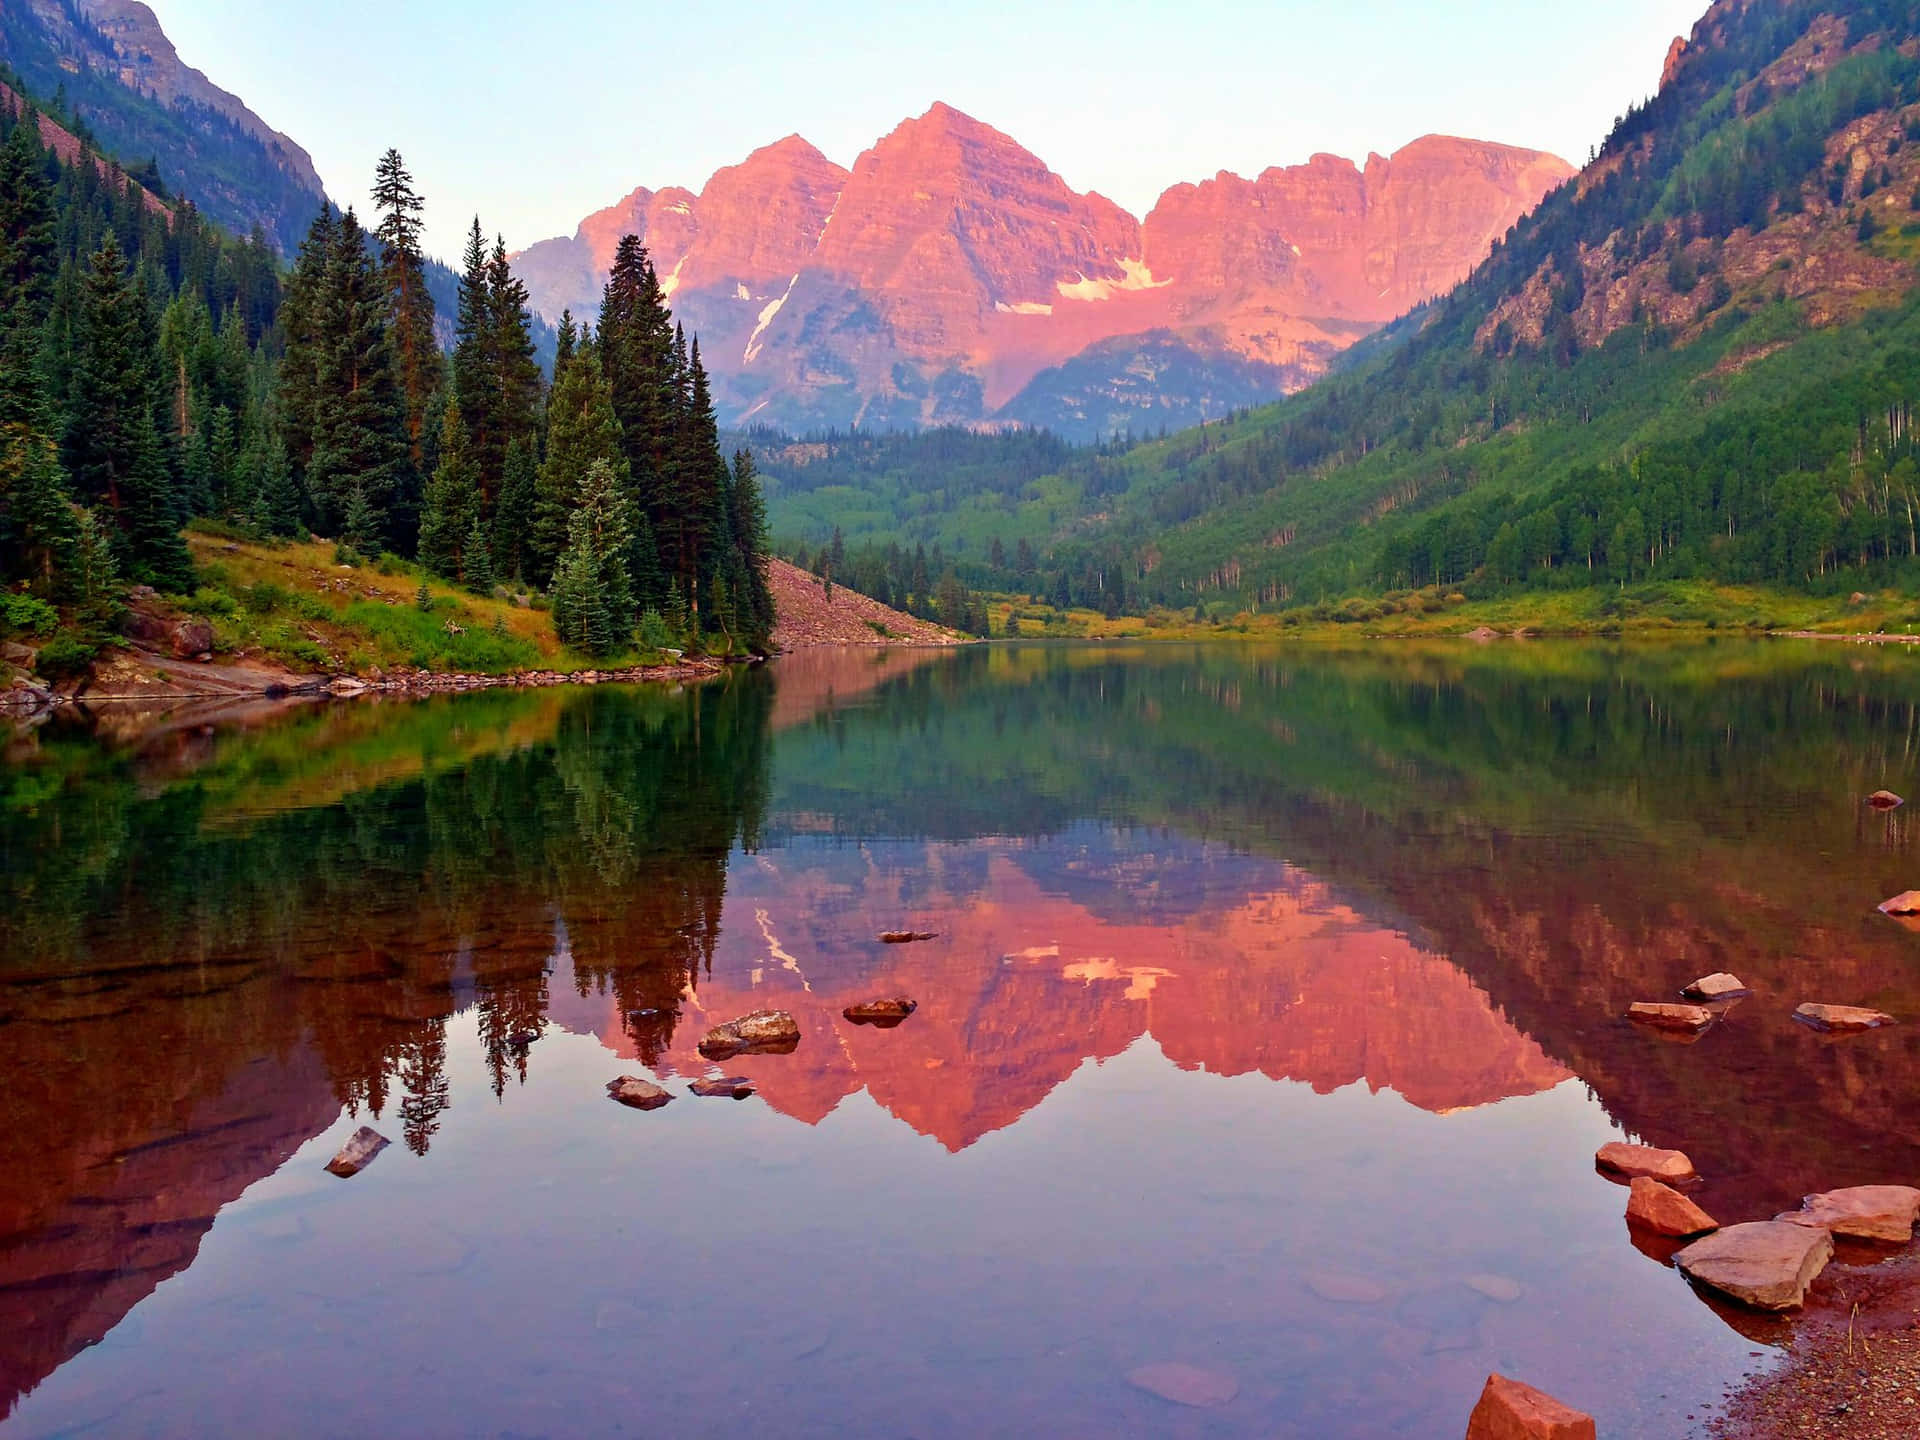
[{"x1": 0, "y1": 77, "x2": 773, "y2": 662}]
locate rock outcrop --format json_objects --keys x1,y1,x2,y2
[
  {"x1": 1792, "y1": 1003, "x2": 1895, "y2": 1032},
  {"x1": 1596, "y1": 1141, "x2": 1697, "y2": 1184},
  {"x1": 514, "y1": 105, "x2": 1571, "y2": 434}
]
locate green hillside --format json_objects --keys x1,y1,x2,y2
[{"x1": 1041, "y1": 0, "x2": 1920, "y2": 610}]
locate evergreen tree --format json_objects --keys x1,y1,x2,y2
[
  {"x1": 530, "y1": 345, "x2": 626, "y2": 587},
  {"x1": 597, "y1": 235, "x2": 676, "y2": 598},
  {"x1": 0, "y1": 115, "x2": 57, "y2": 428},
  {"x1": 551, "y1": 458, "x2": 634, "y2": 656},
  {"x1": 726, "y1": 447, "x2": 775, "y2": 650},
  {"x1": 63, "y1": 234, "x2": 191, "y2": 588},
  {"x1": 451, "y1": 217, "x2": 500, "y2": 499},
  {"x1": 463, "y1": 515, "x2": 494, "y2": 593},
  {"x1": 0, "y1": 427, "x2": 78, "y2": 593},
  {"x1": 493, "y1": 435, "x2": 535, "y2": 582},
  {"x1": 277, "y1": 205, "x2": 339, "y2": 481},
  {"x1": 418, "y1": 404, "x2": 481, "y2": 580},
  {"x1": 371, "y1": 149, "x2": 438, "y2": 467},
  {"x1": 248, "y1": 436, "x2": 302, "y2": 537},
  {"x1": 342, "y1": 484, "x2": 382, "y2": 556},
  {"x1": 304, "y1": 209, "x2": 408, "y2": 546}
]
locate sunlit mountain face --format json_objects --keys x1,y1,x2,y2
[{"x1": 5, "y1": 642, "x2": 1920, "y2": 1436}]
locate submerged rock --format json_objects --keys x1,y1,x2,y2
[
  {"x1": 1627, "y1": 1001, "x2": 1714, "y2": 1033},
  {"x1": 1868, "y1": 790, "x2": 1906, "y2": 810},
  {"x1": 1876, "y1": 891, "x2": 1920, "y2": 915},
  {"x1": 1675, "y1": 1221, "x2": 1834, "y2": 1311},
  {"x1": 1626, "y1": 1176, "x2": 1718, "y2": 1238},
  {"x1": 1464, "y1": 1273, "x2": 1525, "y2": 1304},
  {"x1": 1792, "y1": 1003, "x2": 1895, "y2": 1033},
  {"x1": 878, "y1": 930, "x2": 938, "y2": 944},
  {"x1": 844, "y1": 996, "x2": 918, "y2": 1026},
  {"x1": 698, "y1": 1010, "x2": 801, "y2": 1059},
  {"x1": 688, "y1": 1075, "x2": 756, "y2": 1099},
  {"x1": 324, "y1": 1126, "x2": 391, "y2": 1178},
  {"x1": 1306, "y1": 1271, "x2": 1388, "y2": 1304},
  {"x1": 1125, "y1": 1361, "x2": 1239, "y2": 1409},
  {"x1": 606, "y1": 1075, "x2": 673, "y2": 1110},
  {"x1": 1464, "y1": 1374, "x2": 1596, "y2": 1440},
  {"x1": 1776, "y1": 1185, "x2": 1920, "y2": 1243},
  {"x1": 1596, "y1": 1141, "x2": 1697, "y2": 1184},
  {"x1": 1681, "y1": 972, "x2": 1751, "y2": 1002}
]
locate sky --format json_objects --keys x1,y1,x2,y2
[{"x1": 144, "y1": 0, "x2": 1709, "y2": 263}]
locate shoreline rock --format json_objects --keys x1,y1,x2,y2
[
  {"x1": 688, "y1": 1075, "x2": 756, "y2": 1099},
  {"x1": 1776, "y1": 1185, "x2": 1920, "y2": 1243},
  {"x1": 1676, "y1": 1221, "x2": 1834, "y2": 1311}
]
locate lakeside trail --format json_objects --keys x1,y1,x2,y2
[{"x1": 1707, "y1": 1251, "x2": 1920, "y2": 1438}]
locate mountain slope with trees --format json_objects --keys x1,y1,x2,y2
[
  {"x1": 1009, "y1": 0, "x2": 1920, "y2": 614},
  {"x1": 0, "y1": 67, "x2": 776, "y2": 687}
]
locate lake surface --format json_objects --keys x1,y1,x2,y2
[{"x1": 5, "y1": 640, "x2": 1920, "y2": 1438}]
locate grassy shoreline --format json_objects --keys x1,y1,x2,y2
[{"x1": 990, "y1": 579, "x2": 1920, "y2": 645}]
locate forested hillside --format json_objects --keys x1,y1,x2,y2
[
  {"x1": 0, "y1": 72, "x2": 776, "y2": 675},
  {"x1": 1030, "y1": 0, "x2": 1920, "y2": 611}
]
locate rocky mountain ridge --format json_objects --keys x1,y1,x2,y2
[{"x1": 515, "y1": 104, "x2": 1572, "y2": 437}]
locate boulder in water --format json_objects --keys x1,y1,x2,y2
[
  {"x1": 878, "y1": 930, "x2": 938, "y2": 944},
  {"x1": 1792, "y1": 1003, "x2": 1894, "y2": 1033},
  {"x1": 699, "y1": 1010, "x2": 801, "y2": 1059},
  {"x1": 1627, "y1": 1001, "x2": 1714, "y2": 1033},
  {"x1": 606, "y1": 1075, "x2": 673, "y2": 1110},
  {"x1": 325, "y1": 1126, "x2": 391, "y2": 1178},
  {"x1": 1675, "y1": 1222, "x2": 1833, "y2": 1311},
  {"x1": 689, "y1": 1076, "x2": 756, "y2": 1100},
  {"x1": 1868, "y1": 790, "x2": 1905, "y2": 810},
  {"x1": 1626, "y1": 1177, "x2": 1718, "y2": 1238},
  {"x1": 1681, "y1": 973, "x2": 1750, "y2": 1002},
  {"x1": 1464, "y1": 1374, "x2": 1596, "y2": 1440},
  {"x1": 1877, "y1": 891, "x2": 1920, "y2": 915},
  {"x1": 1596, "y1": 1141, "x2": 1697, "y2": 1184},
  {"x1": 844, "y1": 996, "x2": 918, "y2": 1026}
]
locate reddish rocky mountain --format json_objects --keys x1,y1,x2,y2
[{"x1": 514, "y1": 104, "x2": 1572, "y2": 436}]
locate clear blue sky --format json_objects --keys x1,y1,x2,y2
[{"x1": 146, "y1": 0, "x2": 1707, "y2": 262}]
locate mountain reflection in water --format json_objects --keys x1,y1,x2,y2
[{"x1": 3, "y1": 641, "x2": 1919, "y2": 1438}]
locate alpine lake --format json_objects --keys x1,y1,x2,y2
[{"x1": 4, "y1": 639, "x2": 1919, "y2": 1439}]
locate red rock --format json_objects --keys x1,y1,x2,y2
[
  {"x1": 698, "y1": 1010, "x2": 801, "y2": 1059},
  {"x1": 1867, "y1": 790, "x2": 1905, "y2": 810},
  {"x1": 843, "y1": 996, "x2": 918, "y2": 1025},
  {"x1": 1464, "y1": 1373, "x2": 1596, "y2": 1440},
  {"x1": 1626, "y1": 1177, "x2": 1718, "y2": 1238},
  {"x1": 878, "y1": 932, "x2": 938, "y2": 944},
  {"x1": 1126, "y1": 1361, "x2": 1239, "y2": 1409},
  {"x1": 1793, "y1": 1003, "x2": 1895, "y2": 1033},
  {"x1": 324, "y1": 1126, "x2": 390, "y2": 1178},
  {"x1": 1876, "y1": 891, "x2": 1920, "y2": 915},
  {"x1": 688, "y1": 1076, "x2": 755, "y2": 1100},
  {"x1": 169, "y1": 620, "x2": 214, "y2": 659},
  {"x1": 606, "y1": 1075, "x2": 673, "y2": 1110},
  {"x1": 1596, "y1": 1141, "x2": 1697, "y2": 1184},
  {"x1": 1776, "y1": 1185, "x2": 1920, "y2": 1242},
  {"x1": 1681, "y1": 973, "x2": 1750, "y2": 1001},
  {"x1": 1676, "y1": 1222, "x2": 1833, "y2": 1311},
  {"x1": 1627, "y1": 1002, "x2": 1714, "y2": 1032},
  {"x1": 1660, "y1": 36, "x2": 1690, "y2": 91}
]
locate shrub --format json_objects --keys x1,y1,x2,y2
[
  {"x1": 1, "y1": 593, "x2": 60, "y2": 638},
  {"x1": 637, "y1": 609, "x2": 674, "y2": 650},
  {"x1": 186, "y1": 587, "x2": 238, "y2": 618},
  {"x1": 34, "y1": 636, "x2": 97, "y2": 679}
]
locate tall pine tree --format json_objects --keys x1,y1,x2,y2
[
  {"x1": 530, "y1": 343, "x2": 628, "y2": 588},
  {"x1": 371, "y1": 149, "x2": 437, "y2": 469}
]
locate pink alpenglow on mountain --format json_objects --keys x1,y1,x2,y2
[{"x1": 514, "y1": 105, "x2": 1572, "y2": 433}]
